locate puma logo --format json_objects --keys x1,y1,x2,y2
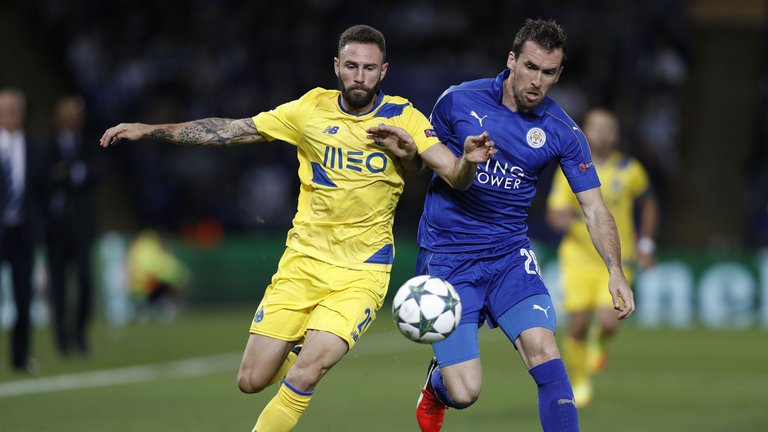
[
  {"x1": 557, "y1": 398, "x2": 576, "y2": 407},
  {"x1": 532, "y1": 304, "x2": 551, "y2": 318},
  {"x1": 470, "y1": 111, "x2": 487, "y2": 127}
]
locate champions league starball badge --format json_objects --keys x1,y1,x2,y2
[{"x1": 526, "y1": 127, "x2": 546, "y2": 148}]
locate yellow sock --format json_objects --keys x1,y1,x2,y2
[
  {"x1": 253, "y1": 381, "x2": 312, "y2": 432},
  {"x1": 266, "y1": 350, "x2": 299, "y2": 387},
  {"x1": 564, "y1": 337, "x2": 589, "y2": 385}
]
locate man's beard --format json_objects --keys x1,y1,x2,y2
[
  {"x1": 339, "y1": 78, "x2": 380, "y2": 110},
  {"x1": 512, "y1": 88, "x2": 541, "y2": 112}
]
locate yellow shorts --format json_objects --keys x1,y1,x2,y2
[
  {"x1": 561, "y1": 261, "x2": 634, "y2": 313},
  {"x1": 249, "y1": 247, "x2": 389, "y2": 349}
]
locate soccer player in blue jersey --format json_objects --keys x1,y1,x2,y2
[
  {"x1": 101, "y1": 25, "x2": 495, "y2": 432},
  {"x1": 413, "y1": 19, "x2": 635, "y2": 432}
]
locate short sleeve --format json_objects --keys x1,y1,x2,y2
[
  {"x1": 252, "y1": 88, "x2": 320, "y2": 145},
  {"x1": 559, "y1": 128, "x2": 600, "y2": 193},
  {"x1": 397, "y1": 104, "x2": 441, "y2": 154}
]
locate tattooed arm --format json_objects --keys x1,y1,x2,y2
[{"x1": 99, "y1": 117, "x2": 265, "y2": 148}]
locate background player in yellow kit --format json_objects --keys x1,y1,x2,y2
[
  {"x1": 100, "y1": 25, "x2": 495, "y2": 431},
  {"x1": 546, "y1": 107, "x2": 658, "y2": 407}
]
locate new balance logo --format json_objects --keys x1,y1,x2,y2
[
  {"x1": 323, "y1": 126, "x2": 340, "y2": 134},
  {"x1": 470, "y1": 111, "x2": 487, "y2": 127},
  {"x1": 532, "y1": 304, "x2": 550, "y2": 318}
]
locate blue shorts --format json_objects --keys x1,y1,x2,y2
[
  {"x1": 433, "y1": 294, "x2": 557, "y2": 367},
  {"x1": 415, "y1": 243, "x2": 549, "y2": 328},
  {"x1": 416, "y1": 243, "x2": 554, "y2": 367}
]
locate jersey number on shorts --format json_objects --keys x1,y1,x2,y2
[
  {"x1": 520, "y1": 248, "x2": 542, "y2": 276},
  {"x1": 357, "y1": 308, "x2": 373, "y2": 333}
]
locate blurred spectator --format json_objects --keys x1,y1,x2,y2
[
  {"x1": 125, "y1": 229, "x2": 190, "y2": 322},
  {"x1": 44, "y1": 94, "x2": 97, "y2": 356},
  {"x1": 0, "y1": 88, "x2": 43, "y2": 374}
]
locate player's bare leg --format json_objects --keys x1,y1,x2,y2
[
  {"x1": 564, "y1": 311, "x2": 593, "y2": 407},
  {"x1": 282, "y1": 329, "x2": 348, "y2": 392},
  {"x1": 417, "y1": 358, "x2": 482, "y2": 432},
  {"x1": 253, "y1": 330, "x2": 348, "y2": 432},
  {"x1": 589, "y1": 307, "x2": 619, "y2": 373},
  {"x1": 238, "y1": 334, "x2": 297, "y2": 393}
]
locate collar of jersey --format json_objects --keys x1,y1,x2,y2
[
  {"x1": 493, "y1": 69, "x2": 547, "y2": 118},
  {"x1": 337, "y1": 90, "x2": 385, "y2": 117}
]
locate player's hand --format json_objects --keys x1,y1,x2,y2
[
  {"x1": 462, "y1": 132, "x2": 496, "y2": 163},
  {"x1": 366, "y1": 124, "x2": 417, "y2": 160},
  {"x1": 609, "y1": 272, "x2": 635, "y2": 319},
  {"x1": 100, "y1": 123, "x2": 148, "y2": 148}
]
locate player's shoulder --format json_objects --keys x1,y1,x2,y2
[
  {"x1": 373, "y1": 94, "x2": 427, "y2": 120},
  {"x1": 540, "y1": 97, "x2": 579, "y2": 130},
  {"x1": 438, "y1": 77, "x2": 495, "y2": 102},
  {"x1": 614, "y1": 152, "x2": 647, "y2": 173},
  {"x1": 299, "y1": 87, "x2": 338, "y2": 103}
]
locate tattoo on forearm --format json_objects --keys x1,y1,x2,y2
[
  {"x1": 155, "y1": 118, "x2": 261, "y2": 146},
  {"x1": 149, "y1": 128, "x2": 174, "y2": 141}
]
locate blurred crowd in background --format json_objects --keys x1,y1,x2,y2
[
  {"x1": 7, "y1": 0, "x2": 702, "y2": 243},
  {"x1": 0, "y1": 0, "x2": 766, "y2": 375}
]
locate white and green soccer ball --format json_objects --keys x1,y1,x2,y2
[{"x1": 392, "y1": 275, "x2": 462, "y2": 344}]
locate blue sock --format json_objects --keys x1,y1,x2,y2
[
  {"x1": 429, "y1": 366, "x2": 472, "y2": 409},
  {"x1": 529, "y1": 359, "x2": 579, "y2": 431}
]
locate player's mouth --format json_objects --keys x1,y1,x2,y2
[{"x1": 524, "y1": 91, "x2": 540, "y2": 102}]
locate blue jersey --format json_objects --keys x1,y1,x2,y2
[{"x1": 418, "y1": 70, "x2": 600, "y2": 252}]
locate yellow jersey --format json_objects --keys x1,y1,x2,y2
[
  {"x1": 547, "y1": 151, "x2": 650, "y2": 267},
  {"x1": 253, "y1": 87, "x2": 440, "y2": 271}
]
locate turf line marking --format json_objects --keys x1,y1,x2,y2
[
  {"x1": 0, "y1": 352, "x2": 241, "y2": 398},
  {"x1": 0, "y1": 333, "x2": 428, "y2": 399}
]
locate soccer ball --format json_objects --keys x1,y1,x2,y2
[{"x1": 392, "y1": 275, "x2": 462, "y2": 344}]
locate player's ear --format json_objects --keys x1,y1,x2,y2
[
  {"x1": 380, "y1": 62, "x2": 389, "y2": 81},
  {"x1": 554, "y1": 66, "x2": 564, "y2": 84},
  {"x1": 507, "y1": 51, "x2": 516, "y2": 69},
  {"x1": 333, "y1": 57, "x2": 340, "y2": 78}
]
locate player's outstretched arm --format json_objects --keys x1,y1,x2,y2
[
  {"x1": 575, "y1": 187, "x2": 636, "y2": 319},
  {"x1": 417, "y1": 132, "x2": 496, "y2": 191},
  {"x1": 99, "y1": 117, "x2": 265, "y2": 148}
]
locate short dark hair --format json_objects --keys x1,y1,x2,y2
[
  {"x1": 512, "y1": 19, "x2": 567, "y2": 64},
  {"x1": 338, "y1": 25, "x2": 386, "y2": 62}
]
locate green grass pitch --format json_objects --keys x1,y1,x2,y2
[{"x1": 0, "y1": 306, "x2": 766, "y2": 431}]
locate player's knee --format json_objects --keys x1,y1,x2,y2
[
  {"x1": 237, "y1": 368, "x2": 268, "y2": 394},
  {"x1": 446, "y1": 378, "x2": 481, "y2": 408},
  {"x1": 601, "y1": 319, "x2": 620, "y2": 336},
  {"x1": 569, "y1": 324, "x2": 589, "y2": 340},
  {"x1": 526, "y1": 341, "x2": 561, "y2": 368},
  {"x1": 449, "y1": 388, "x2": 480, "y2": 409},
  {"x1": 285, "y1": 363, "x2": 326, "y2": 392}
]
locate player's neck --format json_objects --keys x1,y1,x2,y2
[
  {"x1": 502, "y1": 79, "x2": 521, "y2": 112},
  {"x1": 340, "y1": 99, "x2": 375, "y2": 115}
]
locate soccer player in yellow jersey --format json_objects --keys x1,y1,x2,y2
[
  {"x1": 101, "y1": 25, "x2": 496, "y2": 431},
  {"x1": 546, "y1": 108, "x2": 658, "y2": 407}
]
